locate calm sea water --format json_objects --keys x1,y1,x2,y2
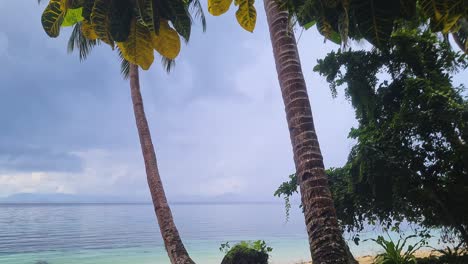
[{"x1": 0, "y1": 203, "x2": 442, "y2": 264}]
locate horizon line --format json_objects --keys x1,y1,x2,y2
[{"x1": 0, "y1": 201, "x2": 289, "y2": 205}]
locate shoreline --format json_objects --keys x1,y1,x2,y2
[{"x1": 295, "y1": 249, "x2": 440, "y2": 264}]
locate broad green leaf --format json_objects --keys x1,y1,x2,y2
[
  {"x1": 296, "y1": 0, "x2": 319, "y2": 28},
  {"x1": 208, "y1": 0, "x2": 233, "y2": 16},
  {"x1": 236, "y1": 0, "x2": 256, "y2": 32},
  {"x1": 164, "y1": 0, "x2": 192, "y2": 41},
  {"x1": 41, "y1": 0, "x2": 66, "y2": 38},
  {"x1": 82, "y1": 0, "x2": 95, "y2": 21},
  {"x1": 117, "y1": 19, "x2": 154, "y2": 70},
  {"x1": 91, "y1": 0, "x2": 114, "y2": 48},
  {"x1": 81, "y1": 19, "x2": 98, "y2": 40},
  {"x1": 67, "y1": 0, "x2": 85, "y2": 9},
  {"x1": 317, "y1": 19, "x2": 341, "y2": 44},
  {"x1": 62, "y1": 7, "x2": 84, "y2": 27},
  {"x1": 304, "y1": 20, "x2": 316, "y2": 30},
  {"x1": 152, "y1": 20, "x2": 181, "y2": 60},
  {"x1": 109, "y1": 0, "x2": 133, "y2": 42},
  {"x1": 136, "y1": 0, "x2": 158, "y2": 32},
  {"x1": 352, "y1": 0, "x2": 400, "y2": 47}
]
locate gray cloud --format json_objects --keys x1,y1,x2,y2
[{"x1": 0, "y1": 144, "x2": 83, "y2": 173}]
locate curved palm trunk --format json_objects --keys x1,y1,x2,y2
[
  {"x1": 129, "y1": 64, "x2": 195, "y2": 264},
  {"x1": 263, "y1": 0, "x2": 349, "y2": 263}
]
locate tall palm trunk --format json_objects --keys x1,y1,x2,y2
[
  {"x1": 263, "y1": 0, "x2": 349, "y2": 263},
  {"x1": 129, "y1": 64, "x2": 195, "y2": 264}
]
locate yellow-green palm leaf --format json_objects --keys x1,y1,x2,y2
[
  {"x1": 117, "y1": 19, "x2": 154, "y2": 70},
  {"x1": 235, "y1": 0, "x2": 256, "y2": 32},
  {"x1": 62, "y1": 7, "x2": 84, "y2": 27},
  {"x1": 152, "y1": 20, "x2": 181, "y2": 60},
  {"x1": 81, "y1": 19, "x2": 98, "y2": 40},
  {"x1": 208, "y1": 0, "x2": 233, "y2": 16}
]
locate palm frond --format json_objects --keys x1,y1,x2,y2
[
  {"x1": 452, "y1": 18, "x2": 467, "y2": 52},
  {"x1": 188, "y1": 0, "x2": 207, "y2": 31},
  {"x1": 161, "y1": 56, "x2": 175, "y2": 73},
  {"x1": 118, "y1": 47, "x2": 130, "y2": 79},
  {"x1": 68, "y1": 22, "x2": 99, "y2": 61}
]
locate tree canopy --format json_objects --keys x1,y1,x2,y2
[
  {"x1": 39, "y1": 0, "x2": 206, "y2": 70},
  {"x1": 283, "y1": 0, "x2": 467, "y2": 50},
  {"x1": 206, "y1": 0, "x2": 467, "y2": 50},
  {"x1": 277, "y1": 28, "x2": 468, "y2": 243}
]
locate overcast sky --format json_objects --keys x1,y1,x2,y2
[{"x1": 0, "y1": 1, "x2": 383, "y2": 201}]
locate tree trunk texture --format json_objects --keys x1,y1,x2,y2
[
  {"x1": 263, "y1": 0, "x2": 350, "y2": 263},
  {"x1": 129, "y1": 64, "x2": 195, "y2": 264}
]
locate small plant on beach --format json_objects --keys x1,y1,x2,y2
[
  {"x1": 431, "y1": 242, "x2": 468, "y2": 263},
  {"x1": 372, "y1": 234, "x2": 426, "y2": 264},
  {"x1": 219, "y1": 240, "x2": 272, "y2": 264}
]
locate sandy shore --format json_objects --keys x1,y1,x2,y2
[{"x1": 296, "y1": 249, "x2": 439, "y2": 264}]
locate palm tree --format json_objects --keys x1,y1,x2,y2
[
  {"x1": 208, "y1": 0, "x2": 351, "y2": 262},
  {"x1": 39, "y1": 1, "x2": 205, "y2": 263},
  {"x1": 262, "y1": 0, "x2": 349, "y2": 262},
  {"x1": 128, "y1": 62, "x2": 195, "y2": 264}
]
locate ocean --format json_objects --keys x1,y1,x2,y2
[{"x1": 0, "y1": 203, "x2": 443, "y2": 264}]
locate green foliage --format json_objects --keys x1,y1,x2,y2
[
  {"x1": 277, "y1": 27, "x2": 468, "y2": 244},
  {"x1": 208, "y1": 0, "x2": 256, "y2": 32},
  {"x1": 431, "y1": 242, "x2": 468, "y2": 263},
  {"x1": 274, "y1": 173, "x2": 298, "y2": 221},
  {"x1": 314, "y1": 27, "x2": 468, "y2": 243},
  {"x1": 38, "y1": 0, "x2": 206, "y2": 69},
  {"x1": 62, "y1": 7, "x2": 83, "y2": 27},
  {"x1": 219, "y1": 240, "x2": 272, "y2": 264},
  {"x1": 283, "y1": 0, "x2": 468, "y2": 49},
  {"x1": 219, "y1": 241, "x2": 232, "y2": 253},
  {"x1": 417, "y1": 255, "x2": 468, "y2": 264},
  {"x1": 41, "y1": 0, "x2": 66, "y2": 38},
  {"x1": 417, "y1": 242, "x2": 468, "y2": 263},
  {"x1": 372, "y1": 234, "x2": 425, "y2": 264},
  {"x1": 219, "y1": 240, "x2": 273, "y2": 254}
]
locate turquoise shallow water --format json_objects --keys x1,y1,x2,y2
[{"x1": 0, "y1": 203, "x2": 443, "y2": 264}]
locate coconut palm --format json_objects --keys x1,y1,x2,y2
[
  {"x1": 264, "y1": 0, "x2": 350, "y2": 261},
  {"x1": 207, "y1": 0, "x2": 467, "y2": 263},
  {"x1": 128, "y1": 62, "x2": 195, "y2": 264},
  {"x1": 38, "y1": 1, "x2": 205, "y2": 263},
  {"x1": 208, "y1": 0, "x2": 350, "y2": 262}
]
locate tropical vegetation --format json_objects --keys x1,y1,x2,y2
[
  {"x1": 276, "y1": 26, "x2": 468, "y2": 250},
  {"x1": 284, "y1": 0, "x2": 467, "y2": 51},
  {"x1": 372, "y1": 234, "x2": 425, "y2": 264},
  {"x1": 40, "y1": 0, "x2": 206, "y2": 69},
  {"x1": 219, "y1": 240, "x2": 272, "y2": 264}
]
